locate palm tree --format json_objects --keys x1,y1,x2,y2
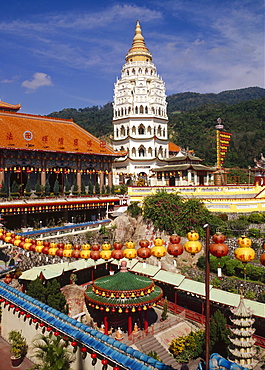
[{"x1": 31, "y1": 333, "x2": 75, "y2": 370}]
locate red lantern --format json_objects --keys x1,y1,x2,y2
[
  {"x1": 169, "y1": 234, "x2": 181, "y2": 244},
  {"x1": 139, "y1": 239, "x2": 150, "y2": 248},
  {"x1": 91, "y1": 243, "x2": 100, "y2": 251},
  {"x1": 167, "y1": 243, "x2": 184, "y2": 258},
  {"x1": 210, "y1": 242, "x2": 229, "y2": 258},
  {"x1": 73, "y1": 244, "x2": 81, "y2": 250},
  {"x1": 101, "y1": 359, "x2": 108, "y2": 365},
  {"x1": 40, "y1": 322, "x2": 45, "y2": 327},
  {"x1": 111, "y1": 249, "x2": 124, "y2": 260},
  {"x1": 113, "y1": 242, "x2": 123, "y2": 250},
  {"x1": 56, "y1": 248, "x2": 64, "y2": 257},
  {"x1": 90, "y1": 250, "x2": 100, "y2": 261},
  {"x1": 71, "y1": 341, "x2": 78, "y2": 347},
  {"x1": 72, "y1": 250, "x2": 81, "y2": 259},
  {"x1": 91, "y1": 353, "x2": 97, "y2": 359},
  {"x1": 212, "y1": 232, "x2": 226, "y2": 244},
  {"x1": 43, "y1": 241, "x2": 50, "y2": 248},
  {"x1": 33, "y1": 318, "x2": 38, "y2": 323},
  {"x1": 26, "y1": 314, "x2": 31, "y2": 318},
  {"x1": 81, "y1": 347, "x2": 87, "y2": 353},
  {"x1": 42, "y1": 246, "x2": 50, "y2": 255},
  {"x1": 113, "y1": 367, "x2": 120, "y2": 370},
  {"x1": 47, "y1": 327, "x2": 52, "y2": 332},
  {"x1": 260, "y1": 253, "x2": 265, "y2": 266},
  {"x1": 54, "y1": 331, "x2": 60, "y2": 336}
]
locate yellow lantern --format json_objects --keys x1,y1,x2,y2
[
  {"x1": 153, "y1": 237, "x2": 164, "y2": 246},
  {"x1": 25, "y1": 238, "x2": 32, "y2": 243},
  {"x1": 63, "y1": 249, "x2": 73, "y2": 258},
  {"x1": 36, "y1": 240, "x2": 43, "y2": 246},
  {"x1": 4, "y1": 236, "x2": 12, "y2": 243},
  {"x1": 23, "y1": 242, "x2": 32, "y2": 251},
  {"x1": 64, "y1": 243, "x2": 72, "y2": 250},
  {"x1": 184, "y1": 230, "x2": 202, "y2": 256},
  {"x1": 100, "y1": 249, "x2": 112, "y2": 261},
  {"x1": 35, "y1": 245, "x2": 44, "y2": 253},
  {"x1": 101, "y1": 243, "x2": 111, "y2": 250},
  {"x1": 123, "y1": 248, "x2": 137, "y2": 260},
  {"x1": 125, "y1": 240, "x2": 135, "y2": 249},
  {"x1": 81, "y1": 243, "x2": 91, "y2": 250},
  {"x1": 151, "y1": 245, "x2": 167, "y2": 258},
  {"x1": 15, "y1": 235, "x2": 21, "y2": 240},
  {"x1": 14, "y1": 239, "x2": 22, "y2": 247},
  {"x1": 50, "y1": 242, "x2": 57, "y2": 248},
  {"x1": 80, "y1": 250, "x2": 91, "y2": 259},
  {"x1": 237, "y1": 235, "x2": 252, "y2": 248},
  {"x1": 234, "y1": 236, "x2": 255, "y2": 264},
  {"x1": 48, "y1": 247, "x2": 58, "y2": 256}
]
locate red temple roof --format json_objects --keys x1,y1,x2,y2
[
  {"x1": 0, "y1": 100, "x2": 21, "y2": 112},
  {"x1": 0, "y1": 111, "x2": 122, "y2": 156}
]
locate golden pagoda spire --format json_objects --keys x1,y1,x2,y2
[{"x1": 126, "y1": 20, "x2": 152, "y2": 63}]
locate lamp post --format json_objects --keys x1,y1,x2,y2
[{"x1": 204, "y1": 224, "x2": 211, "y2": 370}]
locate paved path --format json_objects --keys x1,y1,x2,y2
[{"x1": 0, "y1": 336, "x2": 35, "y2": 370}]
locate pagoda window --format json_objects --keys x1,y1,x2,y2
[
  {"x1": 138, "y1": 124, "x2": 145, "y2": 135},
  {"x1": 145, "y1": 106, "x2": 148, "y2": 114},
  {"x1": 157, "y1": 172, "x2": 162, "y2": 180},
  {"x1": 116, "y1": 128, "x2": 119, "y2": 137},
  {"x1": 164, "y1": 149, "x2": 167, "y2": 157},
  {"x1": 158, "y1": 107, "x2": 161, "y2": 116},
  {"x1": 157, "y1": 126, "x2": 162, "y2": 136},
  {"x1": 151, "y1": 70, "x2": 153, "y2": 75},
  {"x1": 121, "y1": 108, "x2": 124, "y2": 116},
  {"x1": 135, "y1": 106, "x2": 138, "y2": 114},
  {"x1": 140, "y1": 105, "x2": 144, "y2": 114},
  {"x1": 120, "y1": 146, "x2": 125, "y2": 151},
  {"x1": 152, "y1": 107, "x2": 155, "y2": 114},
  {"x1": 132, "y1": 68, "x2": 135, "y2": 74},
  {"x1": 132, "y1": 147, "x2": 136, "y2": 156},
  {"x1": 158, "y1": 146, "x2": 163, "y2": 157},
  {"x1": 145, "y1": 68, "x2": 148, "y2": 74},
  {"x1": 132, "y1": 126, "x2": 136, "y2": 135},
  {"x1": 121, "y1": 125, "x2": 125, "y2": 136},
  {"x1": 138, "y1": 68, "x2": 142, "y2": 74},
  {"x1": 128, "y1": 107, "x2": 131, "y2": 114},
  {"x1": 147, "y1": 126, "x2": 152, "y2": 134},
  {"x1": 127, "y1": 70, "x2": 129, "y2": 75},
  {"x1": 148, "y1": 147, "x2": 153, "y2": 156},
  {"x1": 163, "y1": 128, "x2": 166, "y2": 137},
  {"x1": 155, "y1": 148, "x2": 157, "y2": 156},
  {"x1": 127, "y1": 127, "x2": 129, "y2": 135},
  {"x1": 139, "y1": 146, "x2": 145, "y2": 157}
]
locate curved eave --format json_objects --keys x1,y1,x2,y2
[
  {"x1": 85, "y1": 286, "x2": 163, "y2": 307},
  {"x1": 112, "y1": 136, "x2": 168, "y2": 143},
  {"x1": 112, "y1": 116, "x2": 168, "y2": 123}
]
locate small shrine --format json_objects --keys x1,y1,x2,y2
[
  {"x1": 85, "y1": 261, "x2": 163, "y2": 336},
  {"x1": 228, "y1": 295, "x2": 256, "y2": 369}
]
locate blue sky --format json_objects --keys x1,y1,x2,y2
[{"x1": 0, "y1": 0, "x2": 264, "y2": 115}]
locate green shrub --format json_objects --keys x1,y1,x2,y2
[
  {"x1": 247, "y1": 228, "x2": 262, "y2": 238},
  {"x1": 218, "y1": 213, "x2": 228, "y2": 221},
  {"x1": 247, "y1": 213, "x2": 264, "y2": 224},
  {"x1": 127, "y1": 202, "x2": 142, "y2": 218}
]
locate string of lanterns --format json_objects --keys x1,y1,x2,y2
[{"x1": 1, "y1": 228, "x2": 264, "y2": 272}]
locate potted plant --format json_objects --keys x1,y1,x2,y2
[
  {"x1": 35, "y1": 180, "x2": 42, "y2": 197},
  {"x1": 8, "y1": 330, "x2": 27, "y2": 367}
]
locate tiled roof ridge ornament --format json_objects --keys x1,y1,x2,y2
[{"x1": 120, "y1": 260, "x2": 128, "y2": 272}]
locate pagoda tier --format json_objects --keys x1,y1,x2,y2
[
  {"x1": 228, "y1": 296, "x2": 257, "y2": 369},
  {"x1": 85, "y1": 261, "x2": 163, "y2": 336}
]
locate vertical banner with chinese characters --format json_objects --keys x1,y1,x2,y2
[{"x1": 216, "y1": 131, "x2": 232, "y2": 168}]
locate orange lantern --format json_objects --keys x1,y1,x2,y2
[
  {"x1": 137, "y1": 239, "x2": 151, "y2": 268},
  {"x1": 184, "y1": 230, "x2": 202, "y2": 256},
  {"x1": 210, "y1": 233, "x2": 229, "y2": 277},
  {"x1": 80, "y1": 249, "x2": 91, "y2": 259},
  {"x1": 167, "y1": 237, "x2": 184, "y2": 266},
  {"x1": 260, "y1": 252, "x2": 265, "y2": 267},
  {"x1": 151, "y1": 238, "x2": 167, "y2": 267}
]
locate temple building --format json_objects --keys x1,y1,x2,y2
[
  {"x1": 112, "y1": 21, "x2": 169, "y2": 185},
  {"x1": 0, "y1": 100, "x2": 124, "y2": 228}
]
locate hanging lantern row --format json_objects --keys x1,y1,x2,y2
[
  {"x1": 87, "y1": 301, "x2": 156, "y2": 313},
  {"x1": 0, "y1": 201, "x2": 114, "y2": 215},
  {"x1": 2, "y1": 166, "x2": 111, "y2": 175},
  {"x1": 1, "y1": 228, "x2": 263, "y2": 270},
  {"x1": 91, "y1": 285, "x2": 155, "y2": 298}
]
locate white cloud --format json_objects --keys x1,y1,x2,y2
[
  {"x1": 22, "y1": 72, "x2": 53, "y2": 92},
  {"x1": 1, "y1": 75, "x2": 19, "y2": 83}
]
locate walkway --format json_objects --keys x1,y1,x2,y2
[{"x1": 0, "y1": 336, "x2": 35, "y2": 370}]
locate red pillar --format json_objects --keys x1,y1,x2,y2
[
  {"x1": 128, "y1": 313, "x2": 133, "y2": 336},
  {"x1": 174, "y1": 289, "x2": 178, "y2": 313},
  {"x1": 144, "y1": 310, "x2": 148, "y2": 332},
  {"x1": 103, "y1": 315, "x2": 108, "y2": 335}
]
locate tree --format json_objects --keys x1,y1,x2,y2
[
  {"x1": 46, "y1": 279, "x2": 67, "y2": 313},
  {"x1": 81, "y1": 180, "x2": 86, "y2": 195},
  {"x1": 31, "y1": 333, "x2": 75, "y2": 370},
  {"x1": 26, "y1": 277, "x2": 46, "y2": 303},
  {"x1": 0, "y1": 181, "x2": 7, "y2": 197},
  {"x1": 53, "y1": 179, "x2": 60, "y2": 195},
  {"x1": 209, "y1": 310, "x2": 230, "y2": 357},
  {"x1": 35, "y1": 180, "x2": 42, "y2": 195},
  {"x1": 64, "y1": 178, "x2": 70, "y2": 194},
  {"x1": 95, "y1": 182, "x2": 100, "y2": 195},
  {"x1": 72, "y1": 181, "x2": 79, "y2": 195},
  {"x1": 45, "y1": 179, "x2": 50, "y2": 196},
  {"x1": 88, "y1": 181, "x2": 94, "y2": 195}
]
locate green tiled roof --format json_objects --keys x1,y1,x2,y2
[
  {"x1": 86, "y1": 285, "x2": 162, "y2": 306},
  {"x1": 130, "y1": 262, "x2": 160, "y2": 277},
  {"x1": 153, "y1": 270, "x2": 185, "y2": 286},
  {"x1": 93, "y1": 271, "x2": 153, "y2": 291}
]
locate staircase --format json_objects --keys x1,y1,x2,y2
[{"x1": 132, "y1": 335, "x2": 178, "y2": 368}]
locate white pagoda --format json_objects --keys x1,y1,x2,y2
[
  {"x1": 112, "y1": 21, "x2": 169, "y2": 185},
  {"x1": 229, "y1": 295, "x2": 257, "y2": 369}
]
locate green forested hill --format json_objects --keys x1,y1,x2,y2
[{"x1": 47, "y1": 87, "x2": 265, "y2": 168}]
